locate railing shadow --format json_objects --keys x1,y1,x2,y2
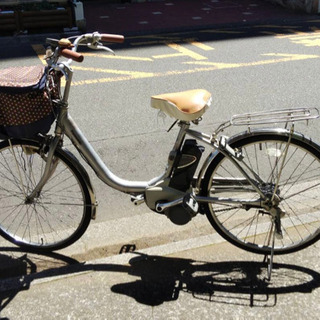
[{"x1": 0, "y1": 248, "x2": 320, "y2": 313}]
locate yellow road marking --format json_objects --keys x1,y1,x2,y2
[
  {"x1": 32, "y1": 44, "x2": 154, "y2": 62},
  {"x1": 183, "y1": 53, "x2": 319, "y2": 69},
  {"x1": 276, "y1": 29, "x2": 320, "y2": 47},
  {"x1": 153, "y1": 52, "x2": 185, "y2": 59},
  {"x1": 291, "y1": 39, "x2": 320, "y2": 47},
  {"x1": 31, "y1": 44, "x2": 46, "y2": 65},
  {"x1": 188, "y1": 41, "x2": 214, "y2": 51},
  {"x1": 71, "y1": 53, "x2": 319, "y2": 86},
  {"x1": 82, "y1": 53, "x2": 153, "y2": 61},
  {"x1": 131, "y1": 39, "x2": 215, "y2": 52},
  {"x1": 166, "y1": 43, "x2": 207, "y2": 60},
  {"x1": 153, "y1": 43, "x2": 207, "y2": 60},
  {"x1": 278, "y1": 33, "x2": 320, "y2": 39},
  {"x1": 32, "y1": 43, "x2": 318, "y2": 87},
  {"x1": 276, "y1": 30, "x2": 320, "y2": 39},
  {"x1": 73, "y1": 66, "x2": 155, "y2": 78}
]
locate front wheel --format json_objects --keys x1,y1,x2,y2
[
  {"x1": 0, "y1": 139, "x2": 93, "y2": 251},
  {"x1": 201, "y1": 129, "x2": 320, "y2": 255}
]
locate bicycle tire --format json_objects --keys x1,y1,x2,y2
[
  {"x1": 201, "y1": 129, "x2": 320, "y2": 255},
  {"x1": 0, "y1": 139, "x2": 93, "y2": 251}
]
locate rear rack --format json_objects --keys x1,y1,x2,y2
[{"x1": 230, "y1": 107, "x2": 319, "y2": 126}]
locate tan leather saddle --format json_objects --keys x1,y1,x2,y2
[{"x1": 151, "y1": 89, "x2": 211, "y2": 121}]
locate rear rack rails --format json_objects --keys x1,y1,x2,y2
[
  {"x1": 231, "y1": 107, "x2": 319, "y2": 126},
  {"x1": 214, "y1": 107, "x2": 319, "y2": 135}
]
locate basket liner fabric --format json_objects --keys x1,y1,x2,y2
[{"x1": 0, "y1": 65, "x2": 58, "y2": 139}]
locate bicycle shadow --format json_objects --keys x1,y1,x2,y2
[
  {"x1": 108, "y1": 253, "x2": 320, "y2": 307},
  {"x1": 0, "y1": 248, "x2": 319, "y2": 312},
  {"x1": 0, "y1": 247, "x2": 79, "y2": 318}
]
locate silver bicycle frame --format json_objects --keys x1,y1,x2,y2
[
  {"x1": 28, "y1": 57, "x2": 319, "y2": 206},
  {"x1": 29, "y1": 101, "x2": 317, "y2": 213},
  {"x1": 61, "y1": 111, "x2": 159, "y2": 193},
  {"x1": 58, "y1": 108, "x2": 266, "y2": 201}
]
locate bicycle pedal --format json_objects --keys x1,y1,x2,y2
[
  {"x1": 131, "y1": 194, "x2": 145, "y2": 206},
  {"x1": 183, "y1": 194, "x2": 199, "y2": 215}
]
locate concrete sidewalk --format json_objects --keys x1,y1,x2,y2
[{"x1": 0, "y1": 232, "x2": 319, "y2": 319}]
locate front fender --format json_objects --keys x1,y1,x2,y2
[{"x1": 58, "y1": 147, "x2": 97, "y2": 219}]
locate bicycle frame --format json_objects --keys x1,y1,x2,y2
[
  {"x1": 43, "y1": 105, "x2": 265, "y2": 207},
  {"x1": 61, "y1": 110, "x2": 153, "y2": 193},
  {"x1": 28, "y1": 92, "x2": 317, "y2": 214},
  {"x1": 5, "y1": 32, "x2": 320, "y2": 273},
  {"x1": 28, "y1": 34, "x2": 320, "y2": 210}
]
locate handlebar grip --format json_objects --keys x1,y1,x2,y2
[
  {"x1": 100, "y1": 33, "x2": 125, "y2": 43},
  {"x1": 61, "y1": 48, "x2": 84, "y2": 62}
]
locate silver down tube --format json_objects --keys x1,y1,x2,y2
[{"x1": 61, "y1": 114, "x2": 162, "y2": 193}]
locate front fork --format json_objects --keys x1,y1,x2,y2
[{"x1": 25, "y1": 135, "x2": 61, "y2": 203}]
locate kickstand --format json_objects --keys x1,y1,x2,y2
[{"x1": 263, "y1": 221, "x2": 276, "y2": 281}]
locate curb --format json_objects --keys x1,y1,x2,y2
[{"x1": 0, "y1": 229, "x2": 225, "y2": 292}]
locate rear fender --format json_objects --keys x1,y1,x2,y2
[{"x1": 195, "y1": 128, "x2": 293, "y2": 193}]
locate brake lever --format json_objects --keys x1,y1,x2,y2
[
  {"x1": 87, "y1": 43, "x2": 115, "y2": 55},
  {"x1": 97, "y1": 45, "x2": 115, "y2": 55}
]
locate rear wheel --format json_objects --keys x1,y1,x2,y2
[
  {"x1": 202, "y1": 130, "x2": 320, "y2": 255},
  {"x1": 0, "y1": 139, "x2": 92, "y2": 251}
]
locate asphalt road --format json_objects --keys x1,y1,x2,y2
[{"x1": 1, "y1": 22, "x2": 320, "y2": 252}]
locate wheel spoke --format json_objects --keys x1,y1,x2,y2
[
  {"x1": 0, "y1": 140, "x2": 91, "y2": 251},
  {"x1": 203, "y1": 132, "x2": 320, "y2": 254}
]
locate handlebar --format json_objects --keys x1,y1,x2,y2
[
  {"x1": 61, "y1": 48, "x2": 84, "y2": 63},
  {"x1": 45, "y1": 31, "x2": 125, "y2": 64},
  {"x1": 100, "y1": 33, "x2": 124, "y2": 43},
  {"x1": 45, "y1": 32, "x2": 124, "y2": 103}
]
